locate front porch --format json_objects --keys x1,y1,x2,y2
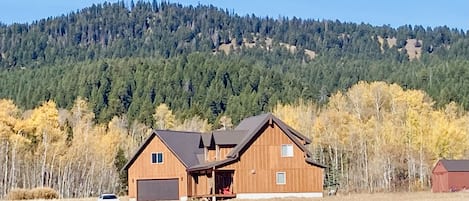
[{"x1": 189, "y1": 169, "x2": 236, "y2": 200}]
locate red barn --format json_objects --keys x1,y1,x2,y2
[{"x1": 432, "y1": 160, "x2": 469, "y2": 192}]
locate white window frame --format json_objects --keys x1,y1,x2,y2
[
  {"x1": 281, "y1": 144, "x2": 294, "y2": 157},
  {"x1": 151, "y1": 152, "x2": 164, "y2": 164},
  {"x1": 276, "y1": 172, "x2": 286, "y2": 185}
]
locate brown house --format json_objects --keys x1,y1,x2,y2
[
  {"x1": 123, "y1": 113, "x2": 325, "y2": 201},
  {"x1": 432, "y1": 159, "x2": 469, "y2": 192}
]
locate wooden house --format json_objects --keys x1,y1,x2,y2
[
  {"x1": 123, "y1": 113, "x2": 325, "y2": 201},
  {"x1": 432, "y1": 159, "x2": 469, "y2": 192}
]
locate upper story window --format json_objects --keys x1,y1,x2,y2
[
  {"x1": 281, "y1": 144, "x2": 293, "y2": 157},
  {"x1": 151, "y1": 152, "x2": 163, "y2": 164}
]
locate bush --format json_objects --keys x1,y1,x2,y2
[
  {"x1": 6, "y1": 188, "x2": 28, "y2": 200},
  {"x1": 7, "y1": 187, "x2": 59, "y2": 200}
]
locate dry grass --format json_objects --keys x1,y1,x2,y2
[
  {"x1": 3, "y1": 192, "x2": 469, "y2": 201},
  {"x1": 233, "y1": 191, "x2": 469, "y2": 201}
]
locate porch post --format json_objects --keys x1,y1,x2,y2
[{"x1": 212, "y1": 167, "x2": 216, "y2": 201}]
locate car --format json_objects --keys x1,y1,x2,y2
[{"x1": 98, "y1": 194, "x2": 119, "y2": 201}]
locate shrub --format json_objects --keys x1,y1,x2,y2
[
  {"x1": 6, "y1": 188, "x2": 28, "y2": 200},
  {"x1": 30, "y1": 187, "x2": 59, "y2": 199},
  {"x1": 7, "y1": 187, "x2": 59, "y2": 200}
]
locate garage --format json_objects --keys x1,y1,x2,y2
[{"x1": 137, "y1": 179, "x2": 179, "y2": 201}]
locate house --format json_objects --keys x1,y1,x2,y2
[
  {"x1": 123, "y1": 113, "x2": 326, "y2": 201},
  {"x1": 432, "y1": 159, "x2": 469, "y2": 192}
]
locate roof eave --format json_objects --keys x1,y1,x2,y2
[
  {"x1": 306, "y1": 158, "x2": 327, "y2": 169},
  {"x1": 121, "y1": 131, "x2": 158, "y2": 171},
  {"x1": 187, "y1": 158, "x2": 236, "y2": 172}
]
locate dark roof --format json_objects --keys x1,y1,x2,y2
[
  {"x1": 235, "y1": 113, "x2": 270, "y2": 132},
  {"x1": 228, "y1": 113, "x2": 315, "y2": 159},
  {"x1": 189, "y1": 113, "x2": 326, "y2": 171},
  {"x1": 439, "y1": 160, "x2": 469, "y2": 172},
  {"x1": 306, "y1": 158, "x2": 327, "y2": 168},
  {"x1": 285, "y1": 124, "x2": 312, "y2": 144},
  {"x1": 156, "y1": 130, "x2": 204, "y2": 167},
  {"x1": 212, "y1": 130, "x2": 248, "y2": 145},
  {"x1": 201, "y1": 133, "x2": 213, "y2": 147},
  {"x1": 124, "y1": 113, "x2": 325, "y2": 172},
  {"x1": 122, "y1": 130, "x2": 203, "y2": 170},
  {"x1": 235, "y1": 113, "x2": 311, "y2": 144}
]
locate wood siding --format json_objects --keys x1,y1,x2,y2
[
  {"x1": 432, "y1": 161, "x2": 448, "y2": 192},
  {"x1": 191, "y1": 173, "x2": 212, "y2": 196},
  {"x1": 433, "y1": 162, "x2": 447, "y2": 173},
  {"x1": 128, "y1": 136, "x2": 187, "y2": 199},
  {"x1": 219, "y1": 122, "x2": 323, "y2": 193},
  {"x1": 206, "y1": 148, "x2": 216, "y2": 162},
  {"x1": 219, "y1": 146, "x2": 233, "y2": 160},
  {"x1": 447, "y1": 172, "x2": 469, "y2": 191}
]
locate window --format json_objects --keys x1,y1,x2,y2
[
  {"x1": 276, "y1": 172, "x2": 286, "y2": 185},
  {"x1": 151, "y1": 152, "x2": 163, "y2": 164},
  {"x1": 281, "y1": 144, "x2": 293, "y2": 157}
]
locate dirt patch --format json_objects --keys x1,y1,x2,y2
[
  {"x1": 405, "y1": 38, "x2": 422, "y2": 60},
  {"x1": 214, "y1": 36, "x2": 315, "y2": 60},
  {"x1": 387, "y1": 37, "x2": 397, "y2": 47},
  {"x1": 377, "y1": 36, "x2": 397, "y2": 51},
  {"x1": 279, "y1": 42, "x2": 297, "y2": 53},
  {"x1": 218, "y1": 42, "x2": 234, "y2": 54},
  {"x1": 305, "y1": 49, "x2": 316, "y2": 59}
]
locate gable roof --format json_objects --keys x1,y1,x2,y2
[
  {"x1": 122, "y1": 130, "x2": 203, "y2": 170},
  {"x1": 228, "y1": 113, "x2": 314, "y2": 158},
  {"x1": 188, "y1": 113, "x2": 326, "y2": 171},
  {"x1": 124, "y1": 113, "x2": 326, "y2": 172},
  {"x1": 212, "y1": 130, "x2": 248, "y2": 145},
  {"x1": 156, "y1": 130, "x2": 204, "y2": 167},
  {"x1": 437, "y1": 160, "x2": 469, "y2": 172},
  {"x1": 235, "y1": 113, "x2": 311, "y2": 144}
]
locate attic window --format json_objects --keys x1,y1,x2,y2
[
  {"x1": 281, "y1": 144, "x2": 293, "y2": 157},
  {"x1": 151, "y1": 152, "x2": 163, "y2": 164}
]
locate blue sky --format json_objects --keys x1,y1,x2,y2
[{"x1": 1, "y1": 0, "x2": 468, "y2": 31}]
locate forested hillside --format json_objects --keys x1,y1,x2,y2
[
  {"x1": 1, "y1": 0, "x2": 469, "y2": 197},
  {"x1": 1, "y1": 1, "x2": 469, "y2": 124}
]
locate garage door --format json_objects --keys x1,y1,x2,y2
[{"x1": 137, "y1": 179, "x2": 179, "y2": 201}]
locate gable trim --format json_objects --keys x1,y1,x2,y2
[
  {"x1": 122, "y1": 131, "x2": 158, "y2": 171},
  {"x1": 122, "y1": 130, "x2": 192, "y2": 171}
]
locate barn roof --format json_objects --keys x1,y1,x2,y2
[{"x1": 439, "y1": 160, "x2": 469, "y2": 172}]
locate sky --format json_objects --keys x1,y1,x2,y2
[{"x1": 0, "y1": 0, "x2": 468, "y2": 31}]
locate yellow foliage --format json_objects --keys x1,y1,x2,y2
[
  {"x1": 0, "y1": 99, "x2": 19, "y2": 127},
  {"x1": 281, "y1": 81, "x2": 469, "y2": 191},
  {"x1": 153, "y1": 103, "x2": 176, "y2": 129},
  {"x1": 273, "y1": 99, "x2": 319, "y2": 140},
  {"x1": 71, "y1": 97, "x2": 95, "y2": 124},
  {"x1": 174, "y1": 115, "x2": 212, "y2": 132}
]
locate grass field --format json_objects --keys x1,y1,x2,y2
[{"x1": 3, "y1": 192, "x2": 469, "y2": 201}]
